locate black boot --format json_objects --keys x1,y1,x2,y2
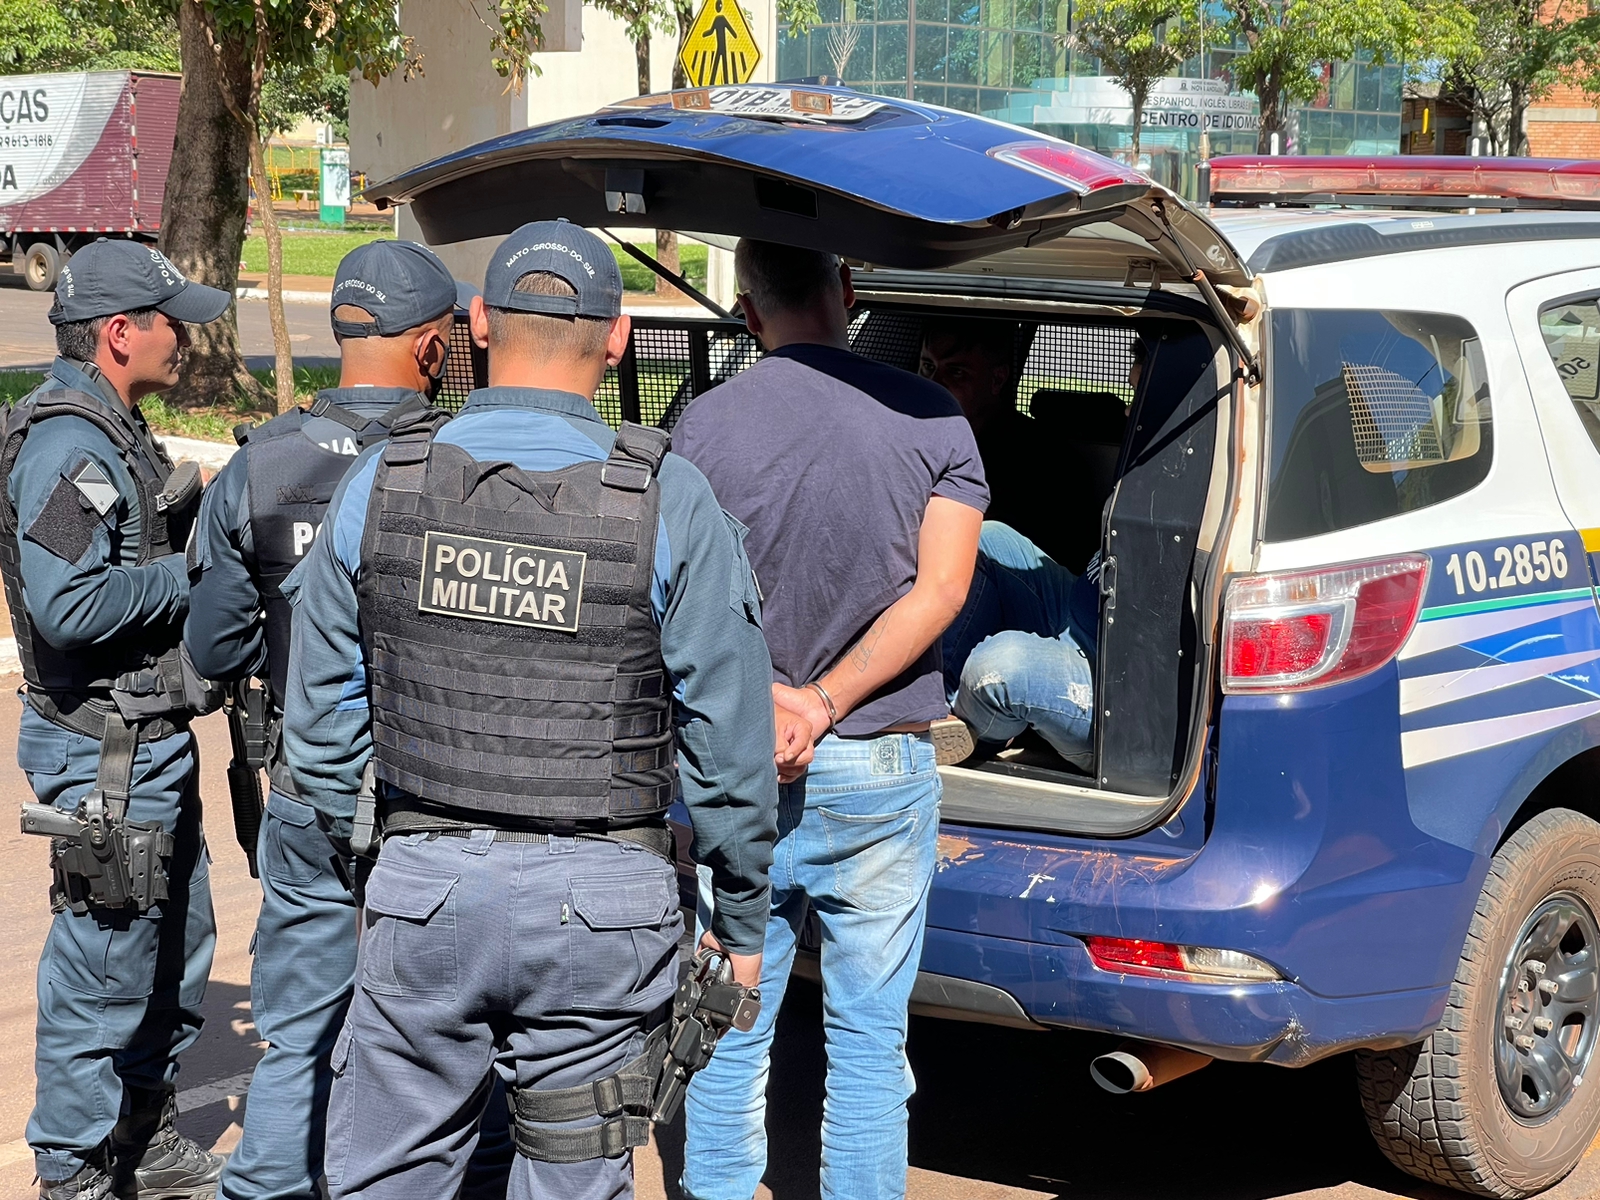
[
  {"x1": 110, "y1": 1087, "x2": 224, "y2": 1200},
  {"x1": 38, "y1": 1142, "x2": 115, "y2": 1200}
]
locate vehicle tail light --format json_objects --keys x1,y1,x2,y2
[
  {"x1": 989, "y1": 141, "x2": 1147, "y2": 195},
  {"x1": 1222, "y1": 555, "x2": 1430, "y2": 693},
  {"x1": 1083, "y1": 937, "x2": 1281, "y2": 983}
]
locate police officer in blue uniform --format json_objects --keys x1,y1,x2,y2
[
  {"x1": 185, "y1": 240, "x2": 513, "y2": 1200},
  {"x1": 282, "y1": 220, "x2": 783, "y2": 1200},
  {"x1": 5, "y1": 238, "x2": 232, "y2": 1200}
]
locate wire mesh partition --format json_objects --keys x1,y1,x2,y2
[{"x1": 436, "y1": 308, "x2": 1143, "y2": 430}]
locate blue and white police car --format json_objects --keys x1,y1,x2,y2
[{"x1": 372, "y1": 90, "x2": 1600, "y2": 1196}]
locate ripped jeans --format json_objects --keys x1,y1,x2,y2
[{"x1": 940, "y1": 521, "x2": 1099, "y2": 766}]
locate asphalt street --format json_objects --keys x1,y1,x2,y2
[
  {"x1": 0, "y1": 275, "x2": 339, "y2": 373},
  {"x1": 0, "y1": 690, "x2": 1594, "y2": 1200}
]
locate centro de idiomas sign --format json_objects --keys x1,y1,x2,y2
[{"x1": 1002, "y1": 76, "x2": 1259, "y2": 133}]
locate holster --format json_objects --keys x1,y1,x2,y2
[
  {"x1": 224, "y1": 683, "x2": 268, "y2": 878},
  {"x1": 508, "y1": 948, "x2": 761, "y2": 1162},
  {"x1": 19, "y1": 711, "x2": 173, "y2": 915}
]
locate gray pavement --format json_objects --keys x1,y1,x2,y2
[
  {"x1": 0, "y1": 687, "x2": 1594, "y2": 1198},
  {"x1": 0, "y1": 275, "x2": 339, "y2": 373}
]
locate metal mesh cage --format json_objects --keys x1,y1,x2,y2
[
  {"x1": 434, "y1": 314, "x2": 486, "y2": 413},
  {"x1": 436, "y1": 307, "x2": 1142, "y2": 433},
  {"x1": 1343, "y1": 362, "x2": 1445, "y2": 470}
]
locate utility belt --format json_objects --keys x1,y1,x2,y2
[
  {"x1": 376, "y1": 795, "x2": 676, "y2": 864},
  {"x1": 509, "y1": 948, "x2": 761, "y2": 1163},
  {"x1": 19, "y1": 710, "x2": 174, "y2": 915},
  {"x1": 27, "y1": 642, "x2": 224, "y2": 744}
]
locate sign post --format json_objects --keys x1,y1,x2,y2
[
  {"x1": 679, "y1": 0, "x2": 762, "y2": 87},
  {"x1": 320, "y1": 146, "x2": 350, "y2": 228}
]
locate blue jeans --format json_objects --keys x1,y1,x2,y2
[
  {"x1": 940, "y1": 521, "x2": 1098, "y2": 765},
  {"x1": 683, "y1": 732, "x2": 940, "y2": 1200},
  {"x1": 19, "y1": 701, "x2": 215, "y2": 1183},
  {"x1": 327, "y1": 832, "x2": 681, "y2": 1200}
]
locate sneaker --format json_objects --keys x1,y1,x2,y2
[
  {"x1": 39, "y1": 1142, "x2": 115, "y2": 1200},
  {"x1": 930, "y1": 715, "x2": 977, "y2": 765},
  {"x1": 110, "y1": 1088, "x2": 224, "y2": 1200}
]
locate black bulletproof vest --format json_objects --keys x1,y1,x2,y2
[
  {"x1": 0, "y1": 373, "x2": 195, "y2": 703},
  {"x1": 241, "y1": 391, "x2": 437, "y2": 710},
  {"x1": 356, "y1": 421, "x2": 676, "y2": 827}
]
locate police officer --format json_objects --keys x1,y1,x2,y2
[
  {"x1": 184, "y1": 240, "x2": 513, "y2": 1200},
  {"x1": 4, "y1": 238, "x2": 231, "y2": 1200},
  {"x1": 281, "y1": 220, "x2": 783, "y2": 1199}
]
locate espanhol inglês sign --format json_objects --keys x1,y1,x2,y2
[{"x1": 1004, "y1": 76, "x2": 1259, "y2": 133}]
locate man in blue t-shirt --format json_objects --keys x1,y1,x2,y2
[{"x1": 673, "y1": 239, "x2": 986, "y2": 1200}]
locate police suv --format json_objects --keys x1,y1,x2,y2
[{"x1": 372, "y1": 91, "x2": 1600, "y2": 1196}]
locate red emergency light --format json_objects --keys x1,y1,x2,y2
[{"x1": 1206, "y1": 155, "x2": 1600, "y2": 210}]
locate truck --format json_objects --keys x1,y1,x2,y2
[{"x1": 0, "y1": 70, "x2": 180, "y2": 292}]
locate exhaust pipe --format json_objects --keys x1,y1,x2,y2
[{"x1": 1090, "y1": 1042, "x2": 1213, "y2": 1094}]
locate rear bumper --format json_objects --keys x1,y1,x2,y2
[{"x1": 916, "y1": 924, "x2": 1449, "y2": 1064}]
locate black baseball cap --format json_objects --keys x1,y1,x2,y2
[
  {"x1": 330, "y1": 240, "x2": 458, "y2": 338},
  {"x1": 48, "y1": 238, "x2": 231, "y2": 326},
  {"x1": 484, "y1": 219, "x2": 622, "y2": 319}
]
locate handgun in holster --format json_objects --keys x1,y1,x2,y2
[
  {"x1": 506, "y1": 946, "x2": 761, "y2": 1162},
  {"x1": 224, "y1": 681, "x2": 268, "y2": 877},
  {"x1": 19, "y1": 713, "x2": 173, "y2": 915}
]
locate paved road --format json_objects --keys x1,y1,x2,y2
[
  {"x1": 0, "y1": 691, "x2": 1595, "y2": 1199},
  {"x1": 0, "y1": 275, "x2": 339, "y2": 372}
]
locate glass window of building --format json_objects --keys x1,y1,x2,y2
[{"x1": 777, "y1": 1, "x2": 1404, "y2": 199}]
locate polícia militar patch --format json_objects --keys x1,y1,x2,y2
[{"x1": 418, "y1": 530, "x2": 585, "y2": 632}]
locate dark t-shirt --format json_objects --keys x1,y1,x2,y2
[
  {"x1": 674, "y1": 344, "x2": 988, "y2": 736},
  {"x1": 978, "y1": 407, "x2": 1096, "y2": 571}
]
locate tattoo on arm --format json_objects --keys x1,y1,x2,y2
[{"x1": 848, "y1": 610, "x2": 891, "y2": 673}]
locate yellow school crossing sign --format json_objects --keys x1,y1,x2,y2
[{"x1": 679, "y1": 0, "x2": 761, "y2": 87}]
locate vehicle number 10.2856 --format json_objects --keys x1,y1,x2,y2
[{"x1": 1444, "y1": 540, "x2": 1569, "y2": 596}]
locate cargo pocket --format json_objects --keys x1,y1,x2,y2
[
  {"x1": 16, "y1": 721, "x2": 69, "y2": 777},
  {"x1": 261, "y1": 795, "x2": 322, "y2": 886},
  {"x1": 360, "y1": 862, "x2": 459, "y2": 1000},
  {"x1": 324, "y1": 1022, "x2": 355, "y2": 1192},
  {"x1": 568, "y1": 866, "x2": 680, "y2": 1012},
  {"x1": 820, "y1": 802, "x2": 924, "y2": 913}
]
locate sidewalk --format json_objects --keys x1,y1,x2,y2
[{"x1": 237, "y1": 273, "x2": 714, "y2": 318}]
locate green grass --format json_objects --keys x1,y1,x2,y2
[
  {"x1": 1, "y1": 366, "x2": 345, "y2": 442},
  {"x1": 241, "y1": 230, "x2": 390, "y2": 277},
  {"x1": 611, "y1": 243, "x2": 709, "y2": 293}
]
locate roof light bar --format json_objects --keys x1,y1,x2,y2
[
  {"x1": 1209, "y1": 155, "x2": 1600, "y2": 210},
  {"x1": 990, "y1": 142, "x2": 1148, "y2": 197}
]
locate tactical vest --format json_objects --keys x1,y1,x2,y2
[
  {"x1": 240, "y1": 391, "x2": 438, "y2": 713},
  {"x1": 356, "y1": 421, "x2": 676, "y2": 828},
  {"x1": 0, "y1": 373, "x2": 203, "y2": 739}
]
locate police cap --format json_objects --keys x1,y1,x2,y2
[
  {"x1": 48, "y1": 238, "x2": 231, "y2": 327},
  {"x1": 485, "y1": 219, "x2": 622, "y2": 320},
  {"x1": 330, "y1": 240, "x2": 458, "y2": 338}
]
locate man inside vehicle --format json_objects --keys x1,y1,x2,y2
[
  {"x1": 936, "y1": 335, "x2": 1149, "y2": 769},
  {"x1": 918, "y1": 318, "x2": 1085, "y2": 568}
]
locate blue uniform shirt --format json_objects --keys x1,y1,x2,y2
[
  {"x1": 8, "y1": 358, "x2": 188, "y2": 651},
  {"x1": 185, "y1": 386, "x2": 421, "y2": 684},
  {"x1": 282, "y1": 387, "x2": 779, "y2": 953}
]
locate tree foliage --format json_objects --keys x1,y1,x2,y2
[
  {"x1": 0, "y1": 0, "x2": 179, "y2": 72},
  {"x1": 1219, "y1": 0, "x2": 1476, "y2": 151},
  {"x1": 1441, "y1": 0, "x2": 1599, "y2": 154},
  {"x1": 1068, "y1": 0, "x2": 1202, "y2": 162}
]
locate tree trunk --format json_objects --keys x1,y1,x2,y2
[
  {"x1": 159, "y1": 2, "x2": 267, "y2": 410},
  {"x1": 1255, "y1": 73, "x2": 1284, "y2": 153},
  {"x1": 636, "y1": 32, "x2": 651, "y2": 95},
  {"x1": 1509, "y1": 79, "x2": 1529, "y2": 155},
  {"x1": 1129, "y1": 86, "x2": 1145, "y2": 164},
  {"x1": 248, "y1": 129, "x2": 294, "y2": 413}
]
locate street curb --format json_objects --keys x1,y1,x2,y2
[
  {"x1": 159, "y1": 433, "x2": 237, "y2": 471},
  {"x1": 236, "y1": 287, "x2": 332, "y2": 304}
]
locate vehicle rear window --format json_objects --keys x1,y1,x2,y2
[
  {"x1": 1265, "y1": 309, "x2": 1492, "y2": 541},
  {"x1": 1537, "y1": 297, "x2": 1600, "y2": 451}
]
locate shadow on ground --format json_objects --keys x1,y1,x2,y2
[{"x1": 655, "y1": 980, "x2": 1475, "y2": 1200}]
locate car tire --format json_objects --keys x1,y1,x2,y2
[
  {"x1": 1355, "y1": 807, "x2": 1600, "y2": 1198},
  {"x1": 22, "y1": 242, "x2": 60, "y2": 292}
]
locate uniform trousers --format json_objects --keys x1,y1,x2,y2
[
  {"x1": 18, "y1": 699, "x2": 215, "y2": 1183},
  {"x1": 325, "y1": 830, "x2": 682, "y2": 1200}
]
